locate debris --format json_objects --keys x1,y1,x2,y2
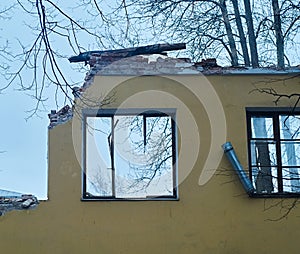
[
  {"x1": 49, "y1": 44, "x2": 300, "y2": 129},
  {"x1": 21, "y1": 199, "x2": 33, "y2": 208},
  {"x1": 194, "y1": 58, "x2": 219, "y2": 68},
  {"x1": 48, "y1": 105, "x2": 73, "y2": 129},
  {"x1": 0, "y1": 194, "x2": 39, "y2": 216},
  {"x1": 68, "y1": 43, "x2": 186, "y2": 63},
  {"x1": 72, "y1": 86, "x2": 83, "y2": 98}
]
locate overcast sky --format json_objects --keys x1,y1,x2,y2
[
  {"x1": 0, "y1": 2, "x2": 85, "y2": 199},
  {"x1": 1, "y1": 1, "x2": 300, "y2": 200}
]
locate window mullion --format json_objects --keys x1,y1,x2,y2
[
  {"x1": 274, "y1": 114, "x2": 283, "y2": 192},
  {"x1": 246, "y1": 111, "x2": 253, "y2": 184},
  {"x1": 111, "y1": 116, "x2": 116, "y2": 198},
  {"x1": 83, "y1": 115, "x2": 87, "y2": 197},
  {"x1": 143, "y1": 115, "x2": 147, "y2": 147},
  {"x1": 171, "y1": 116, "x2": 177, "y2": 196}
]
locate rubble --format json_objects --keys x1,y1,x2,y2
[
  {"x1": 68, "y1": 43, "x2": 186, "y2": 63},
  {"x1": 194, "y1": 58, "x2": 220, "y2": 68},
  {"x1": 72, "y1": 86, "x2": 84, "y2": 99},
  {"x1": 48, "y1": 105, "x2": 73, "y2": 129},
  {"x1": 47, "y1": 44, "x2": 300, "y2": 129},
  {"x1": 80, "y1": 54, "x2": 201, "y2": 91},
  {"x1": 0, "y1": 194, "x2": 39, "y2": 216}
]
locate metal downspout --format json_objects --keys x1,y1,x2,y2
[{"x1": 222, "y1": 142, "x2": 255, "y2": 196}]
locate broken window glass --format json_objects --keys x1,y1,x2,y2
[{"x1": 83, "y1": 109, "x2": 177, "y2": 200}]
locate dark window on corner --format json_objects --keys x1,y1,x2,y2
[
  {"x1": 82, "y1": 108, "x2": 178, "y2": 200},
  {"x1": 247, "y1": 108, "x2": 300, "y2": 196}
]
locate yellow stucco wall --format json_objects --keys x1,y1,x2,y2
[{"x1": 1, "y1": 73, "x2": 300, "y2": 254}]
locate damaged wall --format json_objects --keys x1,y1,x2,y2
[
  {"x1": 0, "y1": 195, "x2": 38, "y2": 216},
  {"x1": 1, "y1": 56, "x2": 300, "y2": 253}
]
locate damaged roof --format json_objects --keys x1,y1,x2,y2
[
  {"x1": 48, "y1": 43, "x2": 300, "y2": 129},
  {"x1": 68, "y1": 42, "x2": 300, "y2": 74},
  {"x1": 48, "y1": 105, "x2": 73, "y2": 129},
  {"x1": 0, "y1": 189, "x2": 23, "y2": 198},
  {"x1": 68, "y1": 43, "x2": 186, "y2": 63},
  {"x1": 0, "y1": 189, "x2": 39, "y2": 216}
]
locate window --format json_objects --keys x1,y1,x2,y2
[
  {"x1": 82, "y1": 108, "x2": 177, "y2": 200},
  {"x1": 247, "y1": 108, "x2": 300, "y2": 196}
]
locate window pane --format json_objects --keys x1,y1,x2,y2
[
  {"x1": 86, "y1": 117, "x2": 113, "y2": 197},
  {"x1": 282, "y1": 167, "x2": 300, "y2": 192},
  {"x1": 280, "y1": 115, "x2": 300, "y2": 140},
  {"x1": 252, "y1": 166, "x2": 277, "y2": 194},
  {"x1": 248, "y1": 111, "x2": 300, "y2": 195},
  {"x1": 281, "y1": 141, "x2": 300, "y2": 166},
  {"x1": 251, "y1": 117, "x2": 273, "y2": 138},
  {"x1": 250, "y1": 140, "x2": 277, "y2": 166},
  {"x1": 114, "y1": 115, "x2": 174, "y2": 198}
]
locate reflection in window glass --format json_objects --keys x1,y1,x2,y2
[
  {"x1": 250, "y1": 140, "x2": 277, "y2": 166},
  {"x1": 247, "y1": 110, "x2": 300, "y2": 195},
  {"x1": 282, "y1": 167, "x2": 300, "y2": 192},
  {"x1": 83, "y1": 110, "x2": 177, "y2": 200},
  {"x1": 86, "y1": 117, "x2": 112, "y2": 197},
  {"x1": 280, "y1": 141, "x2": 300, "y2": 166},
  {"x1": 280, "y1": 115, "x2": 300, "y2": 140},
  {"x1": 251, "y1": 117, "x2": 273, "y2": 138}
]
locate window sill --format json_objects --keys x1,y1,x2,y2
[
  {"x1": 81, "y1": 196, "x2": 179, "y2": 201},
  {"x1": 250, "y1": 192, "x2": 300, "y2": 198}
]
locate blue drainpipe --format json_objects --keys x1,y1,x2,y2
[{"x1": 222, "y1": 142, "x2": 255, "y2": 196}]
